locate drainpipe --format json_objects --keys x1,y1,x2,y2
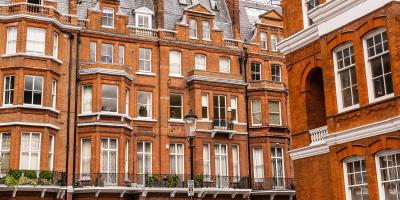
[
  {"x1": 241, "y1": 44, "x2": 252, "y2": 190},
  {"x1": 65, "y1": 32, "x2": 74, "y2": 200},
  {"x1": 71, "y1": 32, "x2": 81, "y2": 200}
]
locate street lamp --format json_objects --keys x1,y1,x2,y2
[{"x1": 184, "y1": 109, "x2": 198, "y2": 199}]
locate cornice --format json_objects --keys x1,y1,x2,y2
[
  {"x1": 79, "y1": 68, "x2": 133, "y2": 80},
  {"x1": 186, "y1": 75, "x2": 246, "y2": 86}
]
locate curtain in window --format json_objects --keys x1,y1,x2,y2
[
  {"x1": 83, "y1": 86, "x2": 92, "y2": 113},
  {"x1": 26, "y1": 27, "x2": 45, "y2": 54},
  {"x1": 6, "y1": 27, "x2": 17, "y2": 54},
  {"x1": 253, "y1": 148, "x2": 264, "y2": 181},
  {"x1": 81, "y1": 139, "x2": 91, "y2": 176}
]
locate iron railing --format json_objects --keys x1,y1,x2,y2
[
  {"x1": 212, "y1": 119, "x2": 234, "y2": 130},
  {"x1": 0, "y1": 169, "x2": 67, "y2": 186},
  {"x1": 252, "y1": 178, "x2": 295, "y2": 190},
  {"x1": 74, "y1": 174, "x2": 250, "y2": 189}
]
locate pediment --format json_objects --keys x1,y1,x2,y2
[
  {"x1": 134, "y1": 7, "x2": 154, "y2": 15},
  {"x1": 260, "y1": 9, "x2": 282, "y2": 20},
  {"x1": 185, "y1": 3, "x2": 214, "y2": 15}
]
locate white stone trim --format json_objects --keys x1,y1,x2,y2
[
  {"x1": 0, "y1": 122, "x2": 59, "y2": 130},
  {"x1": 79, "y1": 68, "x2": 133, "y2": 80},
  {"x1": 0, "y1": 104, "x2": 60, "y2": 113},
  {"x1": 277, "y1": 24, "x2": 319, "y2": 55},
  {"x1": 77, "y1": 122, "x2": 133, "y2": 130},
  {"x1": 290, "y1": 116, "x2": 400, "y2": 160},
  {"x1": 186, "y1": 75, "x2": 246, "y2": 86},
  {"x1": 0, "y1": 14, "x2": 80, "y2": 30},
  {"x1": 1, "y1": 52, "x2": 63, "y2": 64}
]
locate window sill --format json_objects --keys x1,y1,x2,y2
[
  {"x1": 370, "y1": 93, "x2": 395, "y2": 104},
  {"x1": 133, "y1": 118, "x2": 157, "y2": 122},
  {"x1": 202, "y1": 38, "x2": 212, "y2": 42},
  {"x1": 168, "y1": 119, "x2": 185, "y2": 124},
  {"x1": 169, "y1": 74, "x2": 184, "y2": 79},
  {"x1": 78, "y1": 112, "x2": 133, "y2": 121},
  {"x1": 189, "y1": 37, "x2": 198, "y2": 40},
  {"x1": 1, "y1": 53, "x2": 63, "y2": 64},
  {"x1": 198, "y1": 119, "x2": 212, "y2": 123},
  {"x1": 135, "y1": 72, "x2": 156, "y2": 77},
  {"x1": 101, "y1": 25, "x2": 116, "y2": 29},
  {"x1": 338, "y1": 104, "x2": 360, "y2": 113},
  {"x1": 0, "y1": 105, "x2": 60, "y2": 114}
]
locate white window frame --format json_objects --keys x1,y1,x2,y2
[
  {"x1": 268, "y1": 100, "x2": 282, "y2": 126},
  {"x1": 375, "y1": 150, "x2": 400, "y2": 200},
  {"x1": 6, "y1": 27, "x2": 17, "y2": 54},
  {"x1": 48, "y1": 135, "x2": 54, "y2": 171},
  {"x1": 27, "y1": 0, "x2": 43, "y2": 5},
  {"x1": 170, "y1": 93, "x2": 183, "y2": 120},
  {"x1": 26, "y1": 27, "x2": 45, "y2": 55},
  {"x1": 125, "y1": 140, "x2": 129, "y2": 181},
  {"x1": 210, "y1": 0, "x2": 218, "y2": 10},
  {"x1": 118, "y1": 45, "x2": 125, "y2": 65},
  {"x1": 333, "y1": 43, "x2": 360, "y2": 112},
  {"x1": 3, "y1": 75, "x2": 15, "y2": 106},
  {"x1": 19, "y1": 132, "x2": 41, "y2": 170},
  {"x1": 195, "y1": 54, "x2": 206, "y2": 70},
  {"x1": 215, "y1": 144, "x2": 229, "y2": 187},
  {"x1": 53, "y1": 32, "x2": 59, "y2": 59},
  {"x1": 51, "y1": 80, "x2": 57, "y2": 109},
  {"x1": 82, "y1": 85, "x2": 92, "y2": 113},
  {"x1": 169, "y1": 143, "x2": 185, "y2": 176},
  {"x1": 232, "y1": 144, "x2": 240, "y2": 181},
  {"x1": 137, "y1": 91, "x2": 152, "y2": 119},
  {"x1": 343, "y1": 157, "x2": 369, "y2": 200},
  {"x1": 101, "y1": 43, "x2": 114, "y2": 64},
  {"x1": 251, "y1": 62, "x2": 262, "y2": 81},
  {"x1": 0, "y1": 133, "x2": 11, "y2": 170},
  {"x1": 169, "y1": 51, "x2": 182, "y2": 76},
  {"x1": 138, "y1": 48, "x2": 152, "y2": 73},
  {"x1": 89, "y1": 42, "x2": 96, "y2": 62},
  {"x1": 102, "y1": 8, "x2": 114, "y2": 28},
  {"x1": 189, "y1": 19, "x2": 198, "y2": 39},
  {"x1": 100, "y1": 138, "x2": 118, "y2": 185},
  {"x1": 202, "y1": 20, "x2": 211, "y2": 40},
  {"x1": 362, "y1": 28, "x2": 394, "y2": 103},
  {"x1": 271, "y1": 147, "x2": 285, "y2": 188},
  {"x1": 101, "y1": 84, "x2": 118, "y2": 113},
  {"x1": 271, "y1": 65, "x2": 281, "y2": 82},
  {"x1": 201, "y1": 94, "x2": 209, "y2": 120},
  {"x1": 251, "y1": 100, "x2": 262, "y2": 126},
  {"x1": 23, "y1": 75, "x2": 43, "y2": 106},
  {"x1": 125, "y1": 89, "x2": 130, "y2": 115},
  {"x1": 271, "y1": 34, "x2": 278, "y2": 52},
  {"x1": 260, "y1": 32, "x2": 267, "y2": 50},
  {"x1": 137, "y1": 141, "x2": 152, "y2": 178},
  {"x1": 219, "y1": 57, "x2": 231, "y2": 74},
  {"x1": 80, "y1": 138, "x2": 91, "y2": 179},
  {"x1": 203, "y1": 143, "x2": 211, "y2": 180},
  {"x1": 230, "y1": 96, "x2": 238, "y2": 123},
  {"x1": 135, "y1": 14, "x2": 152, "y2": 29},
  {"x1": 253, "y1": 147, "x2": 264, "y2": 181}
]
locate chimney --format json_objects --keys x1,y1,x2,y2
[
  {"x1": 225, "y1": 0, "x2": 240, "y2": 39},
  {"x1": 153, "y1": 0, "x2": 164, "y2": 29}
]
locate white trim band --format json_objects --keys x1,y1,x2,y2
[{"x1": 0, "y1": 122, "x2": 59, "y2": 130}]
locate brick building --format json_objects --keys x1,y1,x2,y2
[
  {"x1": 0, "y1": 0, "x2": 294, "y2": 199},
  {"x1": 279, "y1": 0, "x2": 400, "y2": 200}
]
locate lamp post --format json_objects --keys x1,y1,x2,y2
[{"x1": 184, "y1": 109, "x2": 198, "y2": 199}]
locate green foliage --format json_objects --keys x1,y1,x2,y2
[
  {"x1": 23, "y1": 170, "x2": 37, "y2": 179},
  {"x1": 4, "y1": 176, "x2": 18, "y2": 187},
  {"x1": 194, "y1": 174, "x2": 204, "y2": 187},
  {"x1": 39, "y1": 171, "x2": 53, "y2": 181},
  {"x1": 166, "y1": 175, "x2": 180, "y2": 187},
  {"x1": 39, "y1": 179, "x2": 52, "y2": 185},
  {"x1": 7, "y1": 169, "x2": 22, "y2": 180},
  {"x1": 146, "y1": 176, "x2": 158, "y2": 187},
  {"x1": 18, "y1": 176, "x2": 38, "y2": 186}
]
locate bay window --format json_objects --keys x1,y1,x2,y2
[
  {"x1": 0, "y1": 133, "x2": 10, "y2": 170},
  {"x1": 268, "y1": 101, "x2": 281, "y2": 126},
  {"x1": 170, "y1": 94, "x2": 183, "y2": 119},
  {"x1": 271, "y1": 65, "x2": 281, "y2": 82},
  {"x1": 100, "y1": 138, "x2": 118, "y2": 185},
  {"x1": 26, "y1": 27, "x2": 45, "y2": 55},
  {"x1": 51, "y1": 80, "x2": 57, "y2": 109},
  {"x1": 195, "y1": 54, "x2": 206, "y2": 70},
  {"x1": 101, "y1": 84, "x2": 118, "y2": 113},
  {"x1": 169, "y1": 51, "x2": 181, "y2": 76},
  {"x1": 343, "y1": 158, "x2": 369, "y2": 200},
  {"x1": 3, "y1": 75, "x2": 14, "y2": 106},
  {"x1": 48, "y1": 135, "x2": 54, "y2": 171},
  {"x1": 253, "y1": 148, "x2": 264, "y2": 182},
  {"x1": 202, "y1": 94, "x2": 209, "y2": 120},
  {"x1": 251, "y1": 100, "x2": 262, "y2": 126},
  {"x1": 230, "y1": 97, "x2": 238, "y2": 122},
  {"x1": 53, "y1": 32, "x2": 59, "y2": 59},
  {"x1": 24, "y1": 75, "x2": 43, "y2": 106},
  {"x1": 20, "y1": 132, "x2": 41, "y2": 170},
  {"x1": 6, "y1": 27, "x2": 17, "y2": 54},
  {"x1": 102, "y1": 8, "x2": 114, "y2": 28},
  {"x1": 137, "y1": 92, "x2": 152, "y2": 118},
  {"x1": 101, "y1": 43, "x2": 113, "y2": 64},
  {"x1": 334, "y1": 44, "x2": 359, "y2": 111},
  {"x1": 139, "y1": 48, "x2": 152, "y2": 73},
  {"x1": 80, "y1": 139, "x2": 91, "y2": 179},
  {"x1": 82, "y1": 85, "x2": 92, "y2": 113},
  {"x1": 271, "y1": 147, "x2": 284, "y2": 188},
  {"x1": 364, "y1": 29, "x2": 393, "y2": 102},
  {"x1": 170, "y1": 143, "x2": 184, "y2": 176}
]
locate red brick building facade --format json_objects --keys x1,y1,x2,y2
[
  {"x1": 279, "y1": 0, "x2": 400, "y2": 199},
  {"x1": 0, "y1": 0, "x2": 294, "y2": 199}
]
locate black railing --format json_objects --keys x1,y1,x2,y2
[
  {"x1": 0, "y1": 169, "x2": 67, "y2": 187},
  {"x1": 252, "y1": 178, "x2": 295, "y2": 190},
  {"x1": 74, "y1": 174, "x2": 250, "y2": 189},
  {"x1": 212, "y1": 119, "x2": 234, "y2": 130}
]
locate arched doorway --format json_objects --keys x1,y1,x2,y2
[{"x1": 305, "y1": 68, "x2": 327, "y2": 129}]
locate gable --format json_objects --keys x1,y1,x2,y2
[
  {"x1": 185, "y1": 4, "x2": 214, "y2": 15},
  {"x1": 135, "y1": 7, "x2": 155, "y2": 15},
  {"x1": 261, "y1": 10, "x2": 282, "y2": 20}
]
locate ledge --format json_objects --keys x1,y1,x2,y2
[
  {"x1": 135, "y1": 72, "x2": 156, "y2": 77},
  {"x1": 77, "y1": 122, "x2": 133, "y2": 130},
  {"x1": 78, "y1": 112, "x2": 133, "y2": 121},
  {"x1": 186, "y1": 75, "x2": 246, "y2": 86},
  {"x1": 0, "y1": 121, "x2": 59, "y2": 130},
  {"x1": 79, "y1": 68, "x2": 133, "y2": 80},
  {"x1": 1, "y1": 53, "x2": 63, "y2": 64},
  {"x1": 0, "y1": 105, "x2": 60, "y2": 114},
  {"x1": 132, "y1": 118, "x2": 158, "y2": 122}
]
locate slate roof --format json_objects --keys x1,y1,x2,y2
[
  {"x1": 239, "y1": 0, "x2": 282, "y2": 41},
  {"x1": 164, "y1": 0, "x2": 233, "y2": 39}
]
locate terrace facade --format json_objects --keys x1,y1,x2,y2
[{"x1": 0, "y1": 0, "x2": 294, "y2": 199}]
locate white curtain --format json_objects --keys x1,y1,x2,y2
[
  {"x1": 26, "y1": 27, "x2": 45, "y2": 54},
  {"x1": 203, "y1": 144, "x2": 210, "y2": 178},
  {"x1": 253, "y1": 148, "x2": 264, "y2": 180},
  {"x1": 83, "y1": 86, "x2": 92, "y2": 113},
  {"x1": 232, "y1": 145, "x2": 239, "y2": 178},
  {"x1": 6, "y1": 27, "x2": 17, "y2": 54},
  {"x1": 81, "y1": 139, "x2": 91, "y2": 175},
  {"x1": 219, "y1": 58, "x2": 230, "y2": 73},
  {"x1": 169, "y1": 51, "x2": 181, "y2": 75}
]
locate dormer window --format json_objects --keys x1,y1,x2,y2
[
  {"x1": 27, "y1": 0, "x2": 42, "y2": 5},
  {"x1": 210, "y1": 0, "x2": 218, "y2": 10},
  {"x1": 102, "y1": 8, "x2": 114, "y2": 28},
  {"x1": 136, "y1": 14, "x2": 151, "y2": 29},
  {"x1": 202, "y1": 21, "x2": 210, "y2": 40}
]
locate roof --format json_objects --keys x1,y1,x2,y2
[
  {"x1": 164, "y1": 0, "x2": 233, "y2": 39},
  {"x1": 239, "y1": 0, "x2": 282, "y2": 41}
]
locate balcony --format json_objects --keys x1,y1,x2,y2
[
  {"x1": 248, "y1": 80, "x2": 287, "y2": 92},
  {"x1": 0, "y1": 3, "x2": 78, "y2": 26},
  {"x1": 127, "y1": 26, "x2": 158, "y2": 38},
  {"x1": 211, "y1": 119, "x2": 235, "y2": 138},
  {"x1": 224, "y1": 39, "x2": 242, "y2": 49},
  {"x1": 186, "y1": 70, "x2": 246, "y2": 86},
  {"x1": 309, "y1": 126, "x2": 328, "y2": 145},
  {"x1": 252, "y1": 178, "x2": 295, "y2": 191}
]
